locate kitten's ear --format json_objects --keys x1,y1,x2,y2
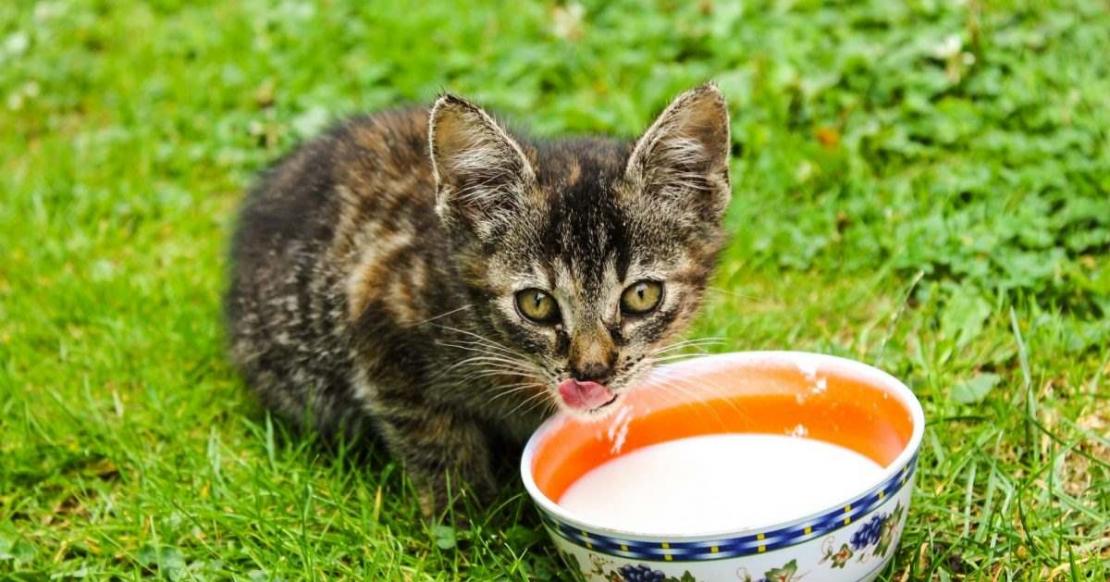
[
  {"x1": 625, "y1": 84, "x2": 731, "y2": 217},
  {"x1": 429, "y1": 95, "x2": 536, "y2": 235}
]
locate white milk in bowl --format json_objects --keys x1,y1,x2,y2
[{"x1": 557, "y1": 433, "x2": 884, "y2": 535}]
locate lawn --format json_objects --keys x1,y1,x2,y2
[{"x1": 1, "y1": 0, "x2": 1107, "y2": 579}]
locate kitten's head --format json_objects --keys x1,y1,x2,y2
[{"x1": 430, "y1": 85, "x2": 730, "y2": 419}]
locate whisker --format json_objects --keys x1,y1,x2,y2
[
  {"x1": 505, "y1": 390, "x2": 552, "y2": 417},
  {"x1": 654, "y1": 337, "x2": 727, "y2": 351},
  {"x1": 433, "y1": 324, "x2": 519, "y2": 353},
  {"x1": 652, "y1": 371, "x2": 751, "y2": 425},
  {"x1": 525, "y1": 397, "x2": 557, "y2": 418},
  {"x1": 430, "y1": 351, "x2": 538, "y2": 381},
  {"x1": 648, "y1": 353, "x2": 706, "y2": 364},
  {"x1": 490, "y1": 380, "x2": 546, "y2": 393},
  {"x1": 435, "y1": 340, "x2": 521, "y2": 359},
  {"x1": 459, "y1": 371, "x2": 537, "y2": 384},
  {"x1": 431, "y1": 366, "x2": 527, "y2": 385},
  {"x1": 625, "y1": 355, "x2": 744, "y2": 427},
  {"x1": 442, "y1": 355, "x2": 535, "y2": 371},
  {"x1": 649, "y1": 375, "x2": 732, "y2": 428},
  {"x1": 412, "y1": 304, "x2": 473, "y2": 325},
  {"x1": 705, "y1": 286, "x2": 758, "y2": 301},
  {"x1": 446, "y1": 365, "x2": 536, "y2": 381},
  {"x1": 488, "y1": 382, "x2": 547, "y2": 405},
  {"x1": 652, "y1": 340, "x2": 727, "y2": 357}
]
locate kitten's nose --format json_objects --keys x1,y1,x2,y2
[{"x1": 572, "y1": 360, "x2": 613, "y2": 384}]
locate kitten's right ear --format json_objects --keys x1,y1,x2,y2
[
  {"x1": 625, "y1": 84, "x2": 731, "y2": 219},
  {"x1": 429, "y1": 95, "x2": 536, "y2": 236}
]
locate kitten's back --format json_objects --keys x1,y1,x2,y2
[{"x1": 225, "y1": 107, "x2": 443, "y2": 433}]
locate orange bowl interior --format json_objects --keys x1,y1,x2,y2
[{"x1": 531, "y1": 358, "x2": 916, "y2": 503}]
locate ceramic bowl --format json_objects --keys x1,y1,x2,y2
[{"x1": 521, "y1": 351, "x2": 925, "y2": 582}]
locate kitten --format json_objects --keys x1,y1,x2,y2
[{"x1": 225, "y1": 84, "x2": 731, "y2": 511}]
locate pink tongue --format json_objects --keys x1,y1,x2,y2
[{"x1": 557, "y1": 380, "x2": 615, "y2": 410}]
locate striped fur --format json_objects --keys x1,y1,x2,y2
[{"x1": 225, "y1": 85, "x2": 732, "y2": 510}]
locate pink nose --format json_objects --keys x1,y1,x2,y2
[{"x1": 557, "y1": 379, "x2": 615, "y2": 411}]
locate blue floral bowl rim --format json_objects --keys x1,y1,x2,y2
[{"x1": 520, "y1": 350, "x2": 926, "y2": 541}]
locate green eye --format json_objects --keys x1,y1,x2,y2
[
  {"x1": 620, "y1": 281, "x2": 664, "y2": 315},
  {"x1": 515, "y1": 289, "x2": 560, "y2": 324}
]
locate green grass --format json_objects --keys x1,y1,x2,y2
[{"x1": 2, "y1": 0, "x2": 1108, "y2": 579}]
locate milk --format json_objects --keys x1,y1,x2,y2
[{"x1": 557, "y1": 434, "x2": 884, "y2": 534}]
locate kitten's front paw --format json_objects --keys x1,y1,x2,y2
[
  {"x1": 415, "y1": 469, "x2": 497, "y2": 519},
  {"x1": 378, "y1": 410, "x2": 498, "y2": 518}
]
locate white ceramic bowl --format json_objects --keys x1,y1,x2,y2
[{"x1": 521, "y1": 351, "x2": 925, "y2": 581}]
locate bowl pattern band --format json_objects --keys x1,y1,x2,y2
[{"x1": 539, "y1": 453, "x2": 918, "y2": 563}]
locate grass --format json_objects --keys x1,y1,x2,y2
[{"x1": 1, "y1": 0, "x2": 1107, "y2": 579}]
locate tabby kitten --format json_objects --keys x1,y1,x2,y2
[{"x1": 225, "y1": 84, "x2": 731, "y2": 510}]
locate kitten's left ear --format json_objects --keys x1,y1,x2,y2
[
  {"x1": 625, "y1": 84, "x2": 731, "y2": 217},
  {"x1": 429, "y1": 95, "x2": 536, "y2": 236}
]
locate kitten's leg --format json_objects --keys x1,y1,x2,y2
[{"x1": 375, "y1": 404, "x2": 496, "y2": 515}]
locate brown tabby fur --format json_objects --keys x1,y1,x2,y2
[{"x1": 225, "y1": 85, "x2": 732, "y2": 511}]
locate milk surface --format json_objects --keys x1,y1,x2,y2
[{"x1": 557, "y1": 434, "x2": 884, "y2": 534}]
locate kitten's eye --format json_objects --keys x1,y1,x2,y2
[
  {"x1": 515, "y1": 289, "x2": 560, "y2": 324},
  {"x1": 621, "y1": 280, "x2": 664, "y2": 315}
]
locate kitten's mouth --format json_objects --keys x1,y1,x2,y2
[{"x1": 557, "y1": 379, "x2": 617, "y2": 413}]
